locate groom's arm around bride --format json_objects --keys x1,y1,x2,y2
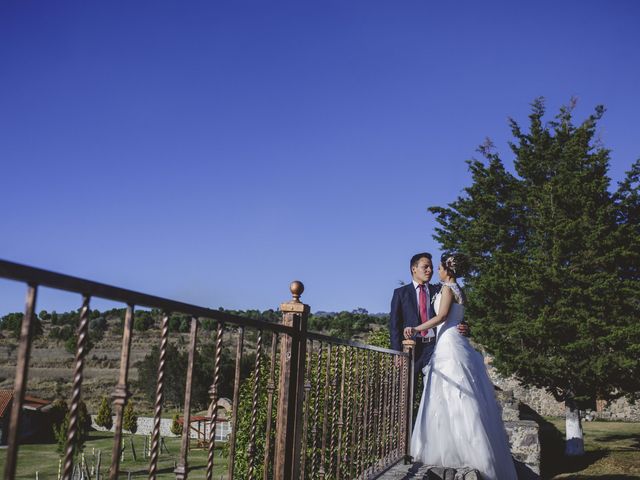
[{"x1": 389, "y1": 252, "x2": 470, "y2": 371}]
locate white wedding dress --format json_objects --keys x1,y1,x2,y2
[{"x1": 410, "y1": 286, "x2": 517, "y2": 480}]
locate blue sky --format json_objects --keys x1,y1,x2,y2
[{"x1": 1, "y1": 0, "x2": 639, "y2": 315}]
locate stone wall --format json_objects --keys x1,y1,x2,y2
[
  {"x1": 485, "y1": 355, "x2": 640, "y2": 422},
  {"x1": 497, "y1": 389, "x2": 540, "y2": 478},
  {"x1": 91, "y1": 415, "x2": 231, "y2": 440},
  {"x1": 92, "y1": 415, "x2": 175, "y2": 437},
  {"x1": 506, "y1": 420, "x2": 540, "y2": 479},
  {"x1": 585, "y1": 397, "x2": 640, "y2": 422}
]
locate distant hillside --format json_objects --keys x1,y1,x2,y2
[{"x1": 0, "y1": 307, "x2": 388, "y2": 412}]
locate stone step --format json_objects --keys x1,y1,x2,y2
[
  {"x1": 495, "y1": 388, "x2": 520, "y2": 422},
  {"x1": 376, "y1": 463, "x2": 481, "y2": 480}
]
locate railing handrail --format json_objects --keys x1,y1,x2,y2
[
  {"x1": 0, "y1": 259, "x2": 293, "y2": 334},
  {"x1": 306, "y1": 331, "x2": 408, "y2": 356},
  {"x1": 0, "y1": 259, "x2": 408, "y2": 356}
]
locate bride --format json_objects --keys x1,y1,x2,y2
[{"x1": 403, "y1": 254, "x2": 517, "y2": 480}]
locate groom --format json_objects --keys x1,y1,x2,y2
[{"x1": 389, "y1": 252, "x2": 468, "y2": 373}]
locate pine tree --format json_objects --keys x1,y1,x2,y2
[
  {"x1": 170, "y1": 412, "x2": 183, "y2": 436},
  {"x1": 95, "y1": 396, "x2": 113, "y2": 431},
  {"x1": 123, "y1": 400, "x2": 138, "y2": 435},
  {"x1": 611, "y1": 158, "x2": 640, "y2": 399},
  {"x1": 52, "y1": 400, "x2": 92, "y2": 454},
  {"x1": 429, "y1": 99, "x2": 640, "y2": 456}
]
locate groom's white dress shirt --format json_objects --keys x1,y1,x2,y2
[{"x1": 412, "y1": 280, "x2": 435, "y2": 338}]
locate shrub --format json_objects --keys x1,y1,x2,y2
[
  {"x1": 0, "y1": 312, "x2": 42, "y2": 338},
  {"x1": 170, "y1": 413, "x2": 183, "y2": 436},
  {"x1": 52, "y1": 400, "x2": 91, "y2": 454},
  {"x1": 134, "y1": 310, "x2": 155, "y2": 331},
  {"x1": 95, "y1": 396, "x2": 113, "y2": 431},
  {"x1": 123, "y1": 401, "x2": 138, "y2": 434}
]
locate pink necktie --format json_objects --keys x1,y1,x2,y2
[{"x1": 419, "y1": 284, "x2": 429, "y2": 337}]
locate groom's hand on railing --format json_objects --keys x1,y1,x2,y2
[{"x1": 457, "y1": 321, "x2": 470, "y2": 337}]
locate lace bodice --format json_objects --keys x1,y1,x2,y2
[
  {"x1": 440, "y1": 281, "x2": 465, "y2": 305},
  {"x1": 433, "y1": 285, "x2": 465, "y2": 336}
]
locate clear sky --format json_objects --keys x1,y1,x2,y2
[{"x1": 1, "y1": 0, "x2": 639, "y2": 315}]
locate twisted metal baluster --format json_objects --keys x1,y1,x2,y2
[
  {"x1": 227, "y1": 326, "x2": 245, "y2": 480},
  {"x1": 328, "y1": 344, "x2": 340, "y2": 477},
  {"x1": 335, "y1": 346, "x2": 347, "y2": 480},
  {"x1": 360, "y1": 350, "x2": 372, "y2": 477},
  {"x1": 364, "y1": 351, "x2": 375, "y2": 474},
  {"x1": 396, "y1": 354, "x2": 404, "y2": 458},
  {"x1": 375, "y1": 353, "x2": 385, "y2": 469},
  {"x1": 380, "y1": 356, "x2": 391, "y2": 466},
  {"x1": 262, "y1": 332, "x2": 278, "y2": 480},
  {"x1": 348, "y1": 348, "x2": 360, "y2": 480},
  {"x1": 62, "y1": 295, "x2": 91, "y2": 480},
  {"x1": 206, "y1": 322, "x2": 224, "y2": 480},
  {"x1": 318, "y1": 344, "x2": 332, "y2": 479},
  {"x1": 3, "y1": 285, "x2": 38, "y2": 480},
  {"x1": 368, "y1": 351, "x2": 377, "y2": 474},
  {"x1": 247, "y1": 329, "x2": 263, "y2": 480},
  {"x1": 382, "y1": 354, "x2": 392, "y2": 466},
  {"x1": 385, "y1": 353, "x2": 394, "y2": 465},
  {"x1": 393, "y1": 354, "x2": 401, "y2": 461},
  {"x1": 148, "y1": 312, "x2": 170, "y2": 480},
  {"x1": 371, "y1": 352, "x2": 381, "y2": 470},
  {"x1": 363, "y1": 350, "x2": 372, "y2": 478},
  {"x1": 378, "y1": 353, "x2": 385, "y2": 467},
  {"x1": 311, "y1": 342, "x2": 323, "y2": 478},
  {"x1": 300, "y1": 340, "x2": 313, "y2": 480},
  {"x1": 382, "y1": 357, "x2": 391, "y2": 466},
  {"x1": 391, "y1": 354, "x2": 400, "y2": 462},
  {"x1": 344, "y1": 347, "x2": 356, "y2": 480},
  {"x1": 380, "y1": 355, "x2": 391, "y2": 466},
  {"x1": 361, "y1": 349, "x2": 371, "y2": 478},
  {"x1": 399, "y1": 352, "x2": 408, "y2": 459},
  {"x1": 355, "y1": 349, "x2": 366, "y2": 479}
]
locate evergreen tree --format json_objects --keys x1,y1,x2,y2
[
  {"x1": 95, "y1": 396, "x2": 113, "y2": 431},
  {"x1": 136, "y1": 338, "x2": 251, "y2": 409},
  {"x1": 0, "y1": 312, "x2": 43, "y2": 338},
  {"x1": 123, "y1": 400, "x2": 138, "y2": 435},
  {"x1": 611, "y1": 158, "x2": 640, "y2": 399},
  {"x1": 429, "y1": 99, "x2": 640, "y2": 456},
  {"x1": 170, "y1": 412, "x2": 183, "y2": 436},
  {"x1": 52, "y1": 400, "x2": 91, "y2": 454}
]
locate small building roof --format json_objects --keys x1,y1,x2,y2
[
  {"x1": 0, "y1": 390, "x2": 12, "y2": 419},
  {"x1": 0, "y1": 390, "x2": 52, "y2": 418}
]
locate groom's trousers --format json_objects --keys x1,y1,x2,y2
[{"x1": 411, "y1": 337, "x2": 436, "y2": 420}]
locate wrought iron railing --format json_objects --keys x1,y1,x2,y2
[{"x1": 0, "y1": 259, "x2": 415, "y2": 480}]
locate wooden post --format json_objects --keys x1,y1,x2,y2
[
  {"x1": 273, "y1": 281, "x2": 310, "y2": 480},
  {"x1": 3, "y1": 285, "x2": 37, "y2": 480},
  {"x1": 175, "y1": 317, "x2": 199, "y2": 479},
  {"x1": 109, "y1": 305, "x2": 135, "y2": 480},
  {"x1": 401, "y1": 339, "x2": 415, "y2": 464}
]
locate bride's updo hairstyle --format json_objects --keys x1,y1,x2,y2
[{"x1": 440, "y1": 253, "x2": 469, "y2": 278}]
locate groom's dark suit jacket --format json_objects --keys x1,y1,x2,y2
[{"x1": 389, "y1": 282, "x2": 440, "y2": 371}]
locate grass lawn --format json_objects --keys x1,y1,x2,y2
[
  {"x1": 5, "y1": 419, "x2": 637, "y2": 479},
  {"x1": 0, "y1": 431, "x2": 228, "y2": 479},
  {"x1": 539, "y1": 418, "x2": 640, "y2": 479}
]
